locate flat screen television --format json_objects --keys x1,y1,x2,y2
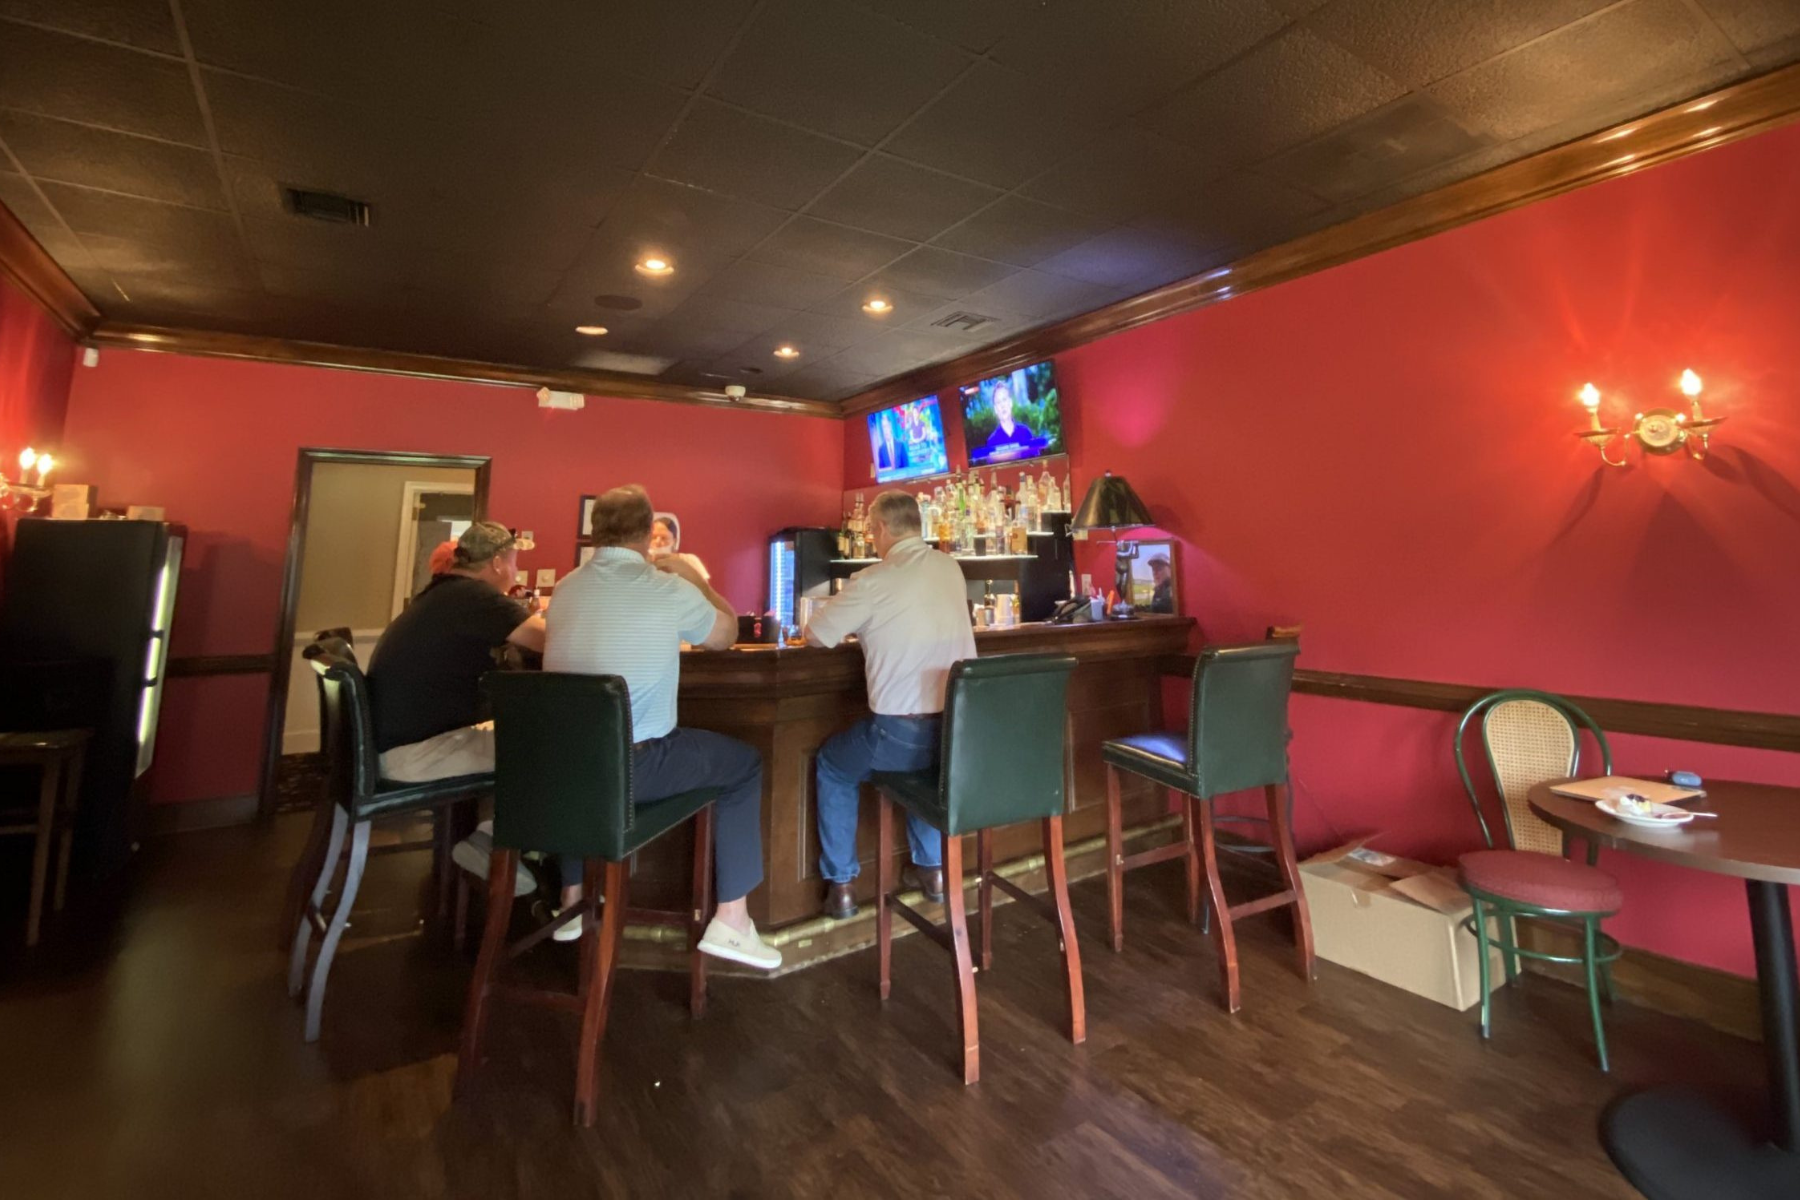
[
  {"x1": 867, "y1": 396, "x2": 950, "y2": 483},
  {"x1": 961, "y1": 360, "x2": 1065, "y2": 467}
]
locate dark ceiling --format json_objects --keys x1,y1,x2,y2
[{"x1": 2, "y1": 1, "x2": 1797, "y2": 404}]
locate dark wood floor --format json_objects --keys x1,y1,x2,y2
[{"x1": 0, "y1": 816, "x2": 1765, "y2": 1199}]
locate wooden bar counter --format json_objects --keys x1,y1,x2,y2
[{"x1": 627, "y1": 614, "x2": 1195, "y2": 930}]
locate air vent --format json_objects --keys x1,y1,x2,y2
[
  {"x1": 281, "y1": 186, "x2": 372, "y2": 226},
  {"x1": 592, "y1": 293, "x2": 644, "y2": 311},
  {"x1": 930, "y1": 310, "x2": 996, "y2": 332}
]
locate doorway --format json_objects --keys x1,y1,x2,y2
[{"x1": 262, "y1": 449, "x2": 490, "y2": 818}]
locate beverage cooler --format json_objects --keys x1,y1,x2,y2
[
  {"x1": 0, "y1": 518, "x2": 183, "y2": 876},
  {"x1": 766, "y1": 527, "x2": 836, "y2": 628}
]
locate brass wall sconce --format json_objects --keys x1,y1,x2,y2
[{"x1": 1574, "y1": 369, "x2": 1723, "y2": 467}]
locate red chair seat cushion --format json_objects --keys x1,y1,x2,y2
[{"x1": 1458, "y1": 849, "x2": 1623, "y2": 913}]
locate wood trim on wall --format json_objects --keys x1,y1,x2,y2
[
  {"x1": 87, "y1": 323, "x2": 838, "y2": 418},
  {"x1": 843, "y1": 60, "x2": 1800, "y2": 415},
  {"x1": 166, "y1": 653, "x2": 276, "y2": 678},
  {"x1": 0, "y1": 194, "x2": 100, "y2": 337}
]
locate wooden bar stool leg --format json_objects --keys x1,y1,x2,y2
[
  {"x1": 1043, "y1": 815, "x2": 1086, "y2": 1045},
  {"x1": 1195, "y1": 797, "x2": 1241, "y2": 1014},
  {"x1": 304, "y1": 819, "x2": 372, "y2": 1042},
  {"x1": 1105, "y1": 764, "x2": 1125, "y2": 953},
  {"x1": 456, "y1": 848, "x2": 519, "y2": 1099},
  {"x1": 1266, "y1": 783, "x2": 1315, "y2": 981},
  {"x1": 52, "y1": 750, "x2": 82, "y2": 914},
  {"x1": 690, "y1": 805, "x2": 713, "y2": 1018},
  {"x1": 575, "y1": 861, "x2": 626, "y2": 1127},
  {"x1": 289, "y1": 804, "x2": 347, "y2": 998},
  {"x1": 24, "y1": 757, "x2": 61, "y2": 947},
  {"x1": 1177, "y1": 785, "x2": 1200, "y2": 925},
  {"x1": 977, "y1": 828, "x2": 994, "y2": 972},
  {"x1": 877, "y1": 791, "x2": 894, "y2": 1001},
  {"x1": 943, "y1": 831, "x2": 979, "y2": 1085}
]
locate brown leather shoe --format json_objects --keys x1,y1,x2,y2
[
  {"x1": 901, "y1": 864, "x2": 946, "y2": 903},
  {"x1": 823, "y1": 882, "x2": 858, "y2": 921}
]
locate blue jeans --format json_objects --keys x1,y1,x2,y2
[{"x1": 816, "y1": 714, "x2": 943, "y2": 883}]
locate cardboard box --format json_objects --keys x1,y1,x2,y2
[
  {"x1": 1300, "y1": 839, "x2": 1510, "y2": 1011},
  {"x1": 50, "y1": 483, "x2": 95, "y2": 520}
]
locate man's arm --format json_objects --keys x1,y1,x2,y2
[
  {"x1": 506, "y1": 612, "x2": 546, "y2": 653},
  {"x1": 656, "y1": 556, "x2": 737, "y2": 651},
  {"x1": 805, "y1": 574, "x2": 871, "y2": 648}
]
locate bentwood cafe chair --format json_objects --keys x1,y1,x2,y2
[
  {"x1": 456, "y1": 672, "x2": 718, "y2": 1127},
  {"x1": 287, "y1": 641, "x2": 492, "y2": 1042},
  {"x1": 1454, "y1": 690, "x2": 1623, "y2": 1071},
  {"x1": 1101, "y1": 641, "x2": 1315, "y2": 1013},
  {"x1": 869, "y1": 652, "x2": 1085, "y2": 1086}
]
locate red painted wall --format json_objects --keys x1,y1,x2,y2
[
  {"x1": 844, "y1": 123, "x2": 1800, "y2": 978},
  {"x1": 62, "y1": 352, "x2": 844, "y2": 806},
  {"x1": 0, "y1": 274, "x2": 77, "y2": 588}
]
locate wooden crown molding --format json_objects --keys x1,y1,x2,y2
[
  {"x1": 87, "y1": 322, "x2": 839, "y2": 418},
  {"x1": 844, "y1": 60, "x2": 1800, "y2": 415},
  {"x1": 0, "y1": 195, "x2": 100, "y2": 338}
]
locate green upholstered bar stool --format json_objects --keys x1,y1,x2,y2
[
  {"x1": 1454, "y1": 690, "x2": 1623, "y2": 1072},
  {"x1": 1101, "y1": 641, "x2": 1314, "y2": 1013},
  {"x1": 287, "y1": 641, "x2": 492, "y2": 1043},
  {"x1": 869, "y1": 653, "x2": 1084, "y2": 1086},
  {"x1": 456, "y1": 672, "x2": 718, "y2": 1127}
]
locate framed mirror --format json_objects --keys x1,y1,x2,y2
[{"x1": 1126, "y1": 539, "x2": 1179, "y2": 614}]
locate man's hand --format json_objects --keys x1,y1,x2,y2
[{"x1": 653, "y1": 555, "x2": 705, "y2": 586}]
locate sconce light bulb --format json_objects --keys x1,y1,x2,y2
[
  {"x1": 35, "y1": 453, "x2": 54, "y2": 481},
  {"x1": 1578, "y1": 383, "x2": 1601, "y2": 410},
  {"x1": 1679, "y1": 369, "x2": 1703, "y2": 397},
  {"x1": 18, "y1": 446, "x2": 36, "y2": 471}
]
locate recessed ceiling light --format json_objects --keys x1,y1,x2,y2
[
  {"x1": 635, "y1": 257, "x2": 674, "y2": 277},
  {"x1": 575, "y1": 324, "x2": 608, "y2": 336},
  {"x1": 773, "y1": 345, "x2": 800, "y2": 359},
  {"x1": 862, "y1": 298, "x2": 893, "y2": 315}
]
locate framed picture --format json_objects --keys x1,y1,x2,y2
[
  {"x1": 1126, "y1": 539, "x2": 1179, "y2": 614},
  {"x1": 576, "y1": 494, "x2": 597, "y2": 568},
  {"x1": 577, "y1": 544, "x2": 595, "y2": 568}
]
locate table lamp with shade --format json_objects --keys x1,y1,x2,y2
[{"x1": 1071, "y1": 471, "x2": 1155, "y2": 617}]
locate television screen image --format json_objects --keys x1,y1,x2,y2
[
  {"x1": 867, "y1": 396, "x2": 950, "y2": 483},
  {"x1": 961, "y1": 360, "x2": 1065, "y2": 467}
]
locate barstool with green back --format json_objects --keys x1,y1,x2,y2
[
  {"x1": 869, "y1": 653, "x2": 1084, "y2": 1086},
  {"x1": 455, "y1": 671, "x2": 720, "y2": 1126},
  {"x1": 1454, "y1": 689, "x2": 1623, "y2": 1071},
  {"x1": 1101, "y1": 640, "x2": 1314, "y2": 1013}
]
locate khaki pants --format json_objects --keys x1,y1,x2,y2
[{"x1": 379, "y1": 721, "x2": 494, "y2": 781}]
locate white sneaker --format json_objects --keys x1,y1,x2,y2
[
  {"x1": 551, "y1": 905, "x2": 585, "y2": 943},
  {"x1": 452, "y1": 820, "x2": 536, "y2": 897},
  {"x1": 697, "y1": 917, "x2": 781, "y2": 970}
]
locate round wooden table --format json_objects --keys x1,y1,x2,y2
[{"x1": 1530, "y1": 779, "x2": 1800, "y2": 1199}]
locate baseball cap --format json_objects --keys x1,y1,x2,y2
[{"x1": 454, "y1": 521, "x2": 526, "y2": 566}]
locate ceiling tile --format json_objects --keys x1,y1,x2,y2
[
  {"x1": 851, "y1": 0, "x2": 1041, "y2": 53},
  {"x1": 1142, "y1": 27, "x2": 1407, "y2": 168},
  {"x1": 1699, "y1": 0, "x2": 1800, "y2": 54},
  {"x1": 0, "y1": 1, "x2": 180, "y2": 54},
  {"x1": 0, "y1": 111, "x2": 227, "y2": 210},
  {"x1": 1255, "y1": 94, "x2": 1490, "y2": 204},
  {"x1": 931, "y1": 196, "x2": 1112, "y2": 268},
  {"x1": 805, "y1": 280, "x2": 946, "y2": 321},
  {"x1": 647, "y1": 100, "x2": 864, "y2": 211},
  {"x1": 206, "y1": 72, "x2": 441, "y2": 192},
  {"x1": 710, "y1": 0, "x2": 970, "y2": 145},
  {"x1": 442, "y1": 0, "x2": 758, "y2": 91},
  {"x1": 759, "y1": 309, "x2": 888, "y2": 351},
  {"x1": 544, "y1": 237, "x2": 732, "y2": 318},
  {"x1": 43, "y1": 181, "x2": 257, "y2": 292},
  {"x1": 883, "y1": 61, "x2": 1106, "y2": 190},
  {"x1": 664, "y1": 294, "x2": 801, "y2": 337},
  {"x1": 0, "y1": 21, "x2": 206, "y2": 145},
  {"x1": 830, "y1": 327, "x2": 980, "y2": 377},
  {"x1": 1306, "y1": 0, "x2": 1617, "y2": 89},
  {"x1": 988, "y1": 0, "x2": 1292, "y2": 118},
  {"x1": 807, "y1": 154, "x2": 1001, "y2": 242},
  {"x1": 1017, "y1": 126, "x2": 1224, "y2": 224},
  {"x1": 0, "y1": 169, "x2": 96, "y2": 267},
  {"x1": 862, "y1": 245, "x2": 1014, "y2": 299},
  {"x1": 638, "y1": 321, "x2": 757, "y2": 361},
  {"x1": 707, "y1": 258, "x2": 858, "y2": 309},
  {"x1": 1033, "y1": 225, "x2": 1222, "y2": 290},
  {"x1": 597, "y1": 176, "x2": 791, "y2": 258},
  {"x1": 953, "y1": 269, "x2": 1121, "y2": 323},
  {"x1": 1429, "y1": 0, "x2": 1740, "y2": 142},
  {"x1": 1133, "y1": 172, "x2": 1329, "y2": 259},
  {"x1": 750, "y1": 216, "x2": 914, "y2": 277},
  {"x1": 777, "y1": 355, "x2": 882, "y2": 400}
]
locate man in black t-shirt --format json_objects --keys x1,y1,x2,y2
[{"x1": 368, "y1": 521, "x2": 544, "y2": 783}]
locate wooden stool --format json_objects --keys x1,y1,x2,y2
[{"x1": 0, "y1": 729, "x2": 91, "y2": 947}]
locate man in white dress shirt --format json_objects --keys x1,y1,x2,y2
[
  {"x1": 544, "y1": 484, "x2": 779, "y2": 969},
  {"x1": 806, "y1": 490, "x2": 977, "y2": 919}
]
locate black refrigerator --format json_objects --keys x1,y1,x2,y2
[
  {"x1": 1, "y1": 518, "x2": 183, "y2": 876},
  {"x1": 767, "y1": 527, "x2": 836, "y2": 628}
]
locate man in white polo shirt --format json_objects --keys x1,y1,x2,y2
[
  {"x1": 806, "y1": 490, "x2": 976, "y2": 920},
  {"x1": 544, "y1": 484, "x2": 778, "y2": 969}
]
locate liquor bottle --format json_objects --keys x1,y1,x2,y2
[
  {"x1": 1042, "y1": 467, "x2": 1061, "y2": 512},
  {"x1": 1017, "y1": 471, "x2": 1037, "y2": 532},
  {"x1": 836, "y1": 510, "x2": 851, "y2": 558}
]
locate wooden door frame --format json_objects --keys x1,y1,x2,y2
[
  {"x1": 258, "y1": 448, "x2": 491, "y2": 820},
  {"x1": 389, "y1": 479, "x2": 477, "y2": 621}
]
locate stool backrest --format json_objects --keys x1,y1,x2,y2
[
  {"x1": 303, "y1": 641, "x2": 380, "y2": 809},
  {"x1": 1188, "y1": 641, "x2": 1298, "y2": 799},
  {"x1": 484, "y1": 671, "x2": 635, "y2": 861},
  {"x1": 1456, "y1": 690, "x2": 1611, "y2": 854},
  {"x1": 938, "y1": 653, "x2": 1076, "y2": 836}
]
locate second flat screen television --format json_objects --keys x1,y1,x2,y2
[
  {"x1": 867, "y1": 396, "x2": 949, "y2": 483},
  {"x1": 962, "y1": 360, "x2": 1065, "y2": 467}
]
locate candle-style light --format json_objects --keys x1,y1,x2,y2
[{"x1": 1570, "y1": 368, "x2": 1724, "y2": 467}]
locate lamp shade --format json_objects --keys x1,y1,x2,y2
[{"x1": 1071, "y1": 471, "x2": 1154, "y2": 531}]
